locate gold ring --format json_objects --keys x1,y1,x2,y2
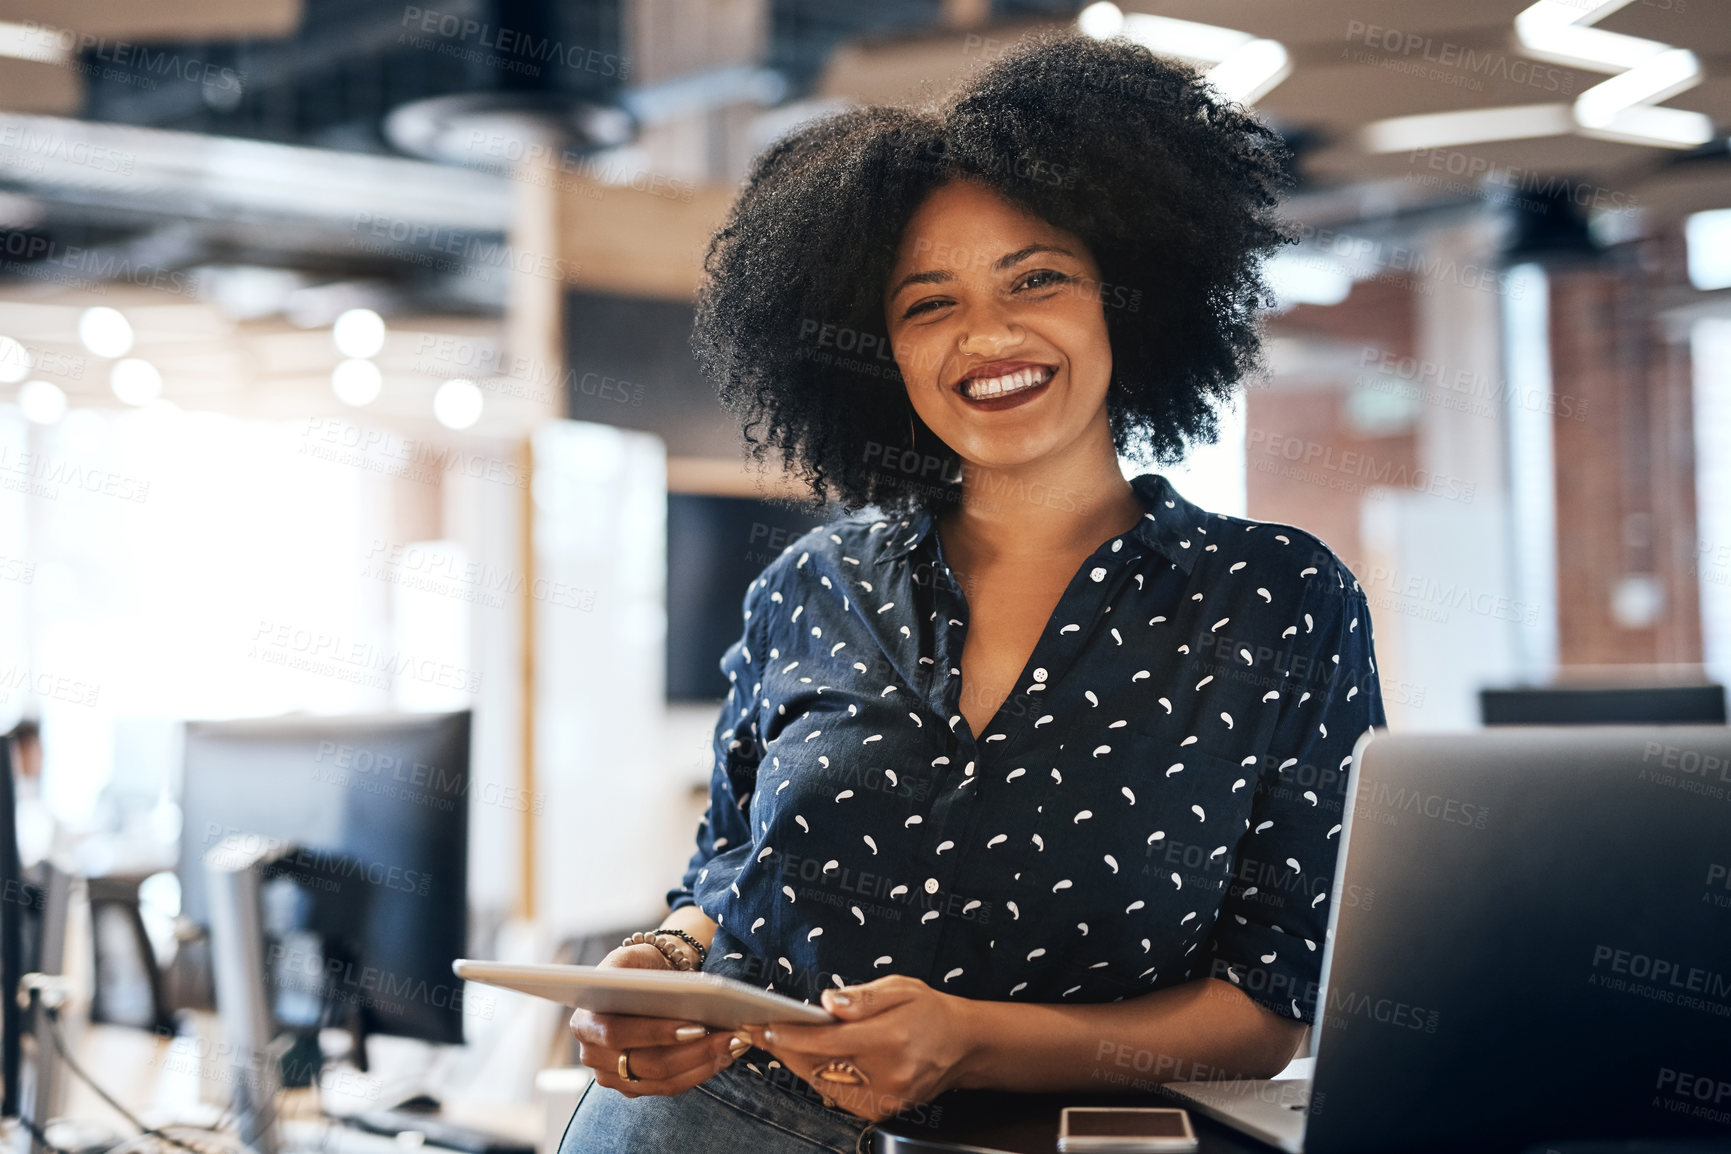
[
  {"x1": 618, "y1": 1049, "x2": 640, "y2": 1082},
  {"x1": 811, "y1": 1057, "x2": 869, "y2": 1087}
]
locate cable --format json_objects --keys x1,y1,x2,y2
[
  {"x1": 40, "y1": 1007, "x2": 227, "y2": 1154},
  {"x1": 10, "y1": 1112, "x2": 80, "y2": 1154},
  {"x1": 90, "y1": 1125, "x2": 245, "y2": 1154}
]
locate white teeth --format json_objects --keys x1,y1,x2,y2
[{"x1": 962, "y1": 366, "x2": 1050, "y2": 400}]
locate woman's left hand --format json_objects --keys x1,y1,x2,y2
[{"x1": 742, "y1": 975, "x2": 976, "y2": 1123}]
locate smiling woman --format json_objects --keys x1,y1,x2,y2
[{"x1": 558, "y1": 26, "x2": 1383, "y2": 1154}]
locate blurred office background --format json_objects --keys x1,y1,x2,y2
[{"x1": 0, "y1": 0, "x2": 1726, "y2": 1134}]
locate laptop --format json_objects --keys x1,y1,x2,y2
[{"x1": 1161, "y1": 725, "x2": 1731, "y2": 1154}]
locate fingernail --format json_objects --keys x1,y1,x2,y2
[
  {"x1": 675, "y1": 1024, "x2": 708, "y2": 1041},
  {"x1": 728, "y1": 1033, "x2": 751, "y2": 1058},
  {"x1": 828, "y1": 990, "x2": 853, "y2": 1007},
  {"x1": 762, "y1": 1026, "x2": 778, "y2": 1044}
]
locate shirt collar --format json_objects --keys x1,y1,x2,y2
[{"x1": 870, "y1": 472, "x2": 1206, "y2": 575}]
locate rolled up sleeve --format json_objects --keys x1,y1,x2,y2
[
  {"x1": 665, "y1": 575, "x2": 768, "y2": 914},
  {"x1": 1204, "y1": 571, "x2": 1385, "y2": 1024}
]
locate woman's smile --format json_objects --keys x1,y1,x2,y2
[{"x1": 954, "y1": 361, "x2": 1058, "y2": 410}]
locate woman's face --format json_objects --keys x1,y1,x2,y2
[{"x1": 883, "y1": 178, "x2": 1114, "y2": 475}]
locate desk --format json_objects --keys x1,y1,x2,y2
[
  {"x1": 869, "y1": 1085, "x2": 1276, "y2": 1154},
  {"x1": 56, "y1": 1021, "x2": 546, "y2": 1152}
]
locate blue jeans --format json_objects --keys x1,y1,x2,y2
[{"x1": 558, "y1": 1058, "x2": 877, "y2": 1154}]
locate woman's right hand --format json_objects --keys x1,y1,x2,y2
[{"x1": 568, "y1": 942, "x2": 747, "y2": 1098}]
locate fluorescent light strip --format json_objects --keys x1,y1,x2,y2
[
  {"x1": 1514, "y1": 15, "x2": 1667, "y2": 73},
  {"x1": 1078, "y1": 3, "x2": 1290, "y2": 106},
  {"x1": 1364, "y1": 2, "x2": 1716, "y2": 152},
  {"x1": 1360, "y1": 105, "x2": 1575, "y2": 153},
  {"x1": 1119, "y1": 12, "x2": 1254, "y2": 63},
  {"x1": 1208, "y1": 39, "x2": 1291, "y2": 106},
  {"x1": 1574, "y1": 47, "x2": 1700, "y2": 128},
  {"x1": 1576, "y1": 104, "x2": 1715, "y2": 148},
  {"x1": 0, "y1": 20, "x2": 69, "y2": 65}
]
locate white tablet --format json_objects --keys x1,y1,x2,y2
[{"x1": 451, "y1": 960, "x2": 837, "y2": 1028}]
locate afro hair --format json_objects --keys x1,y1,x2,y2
[{"x1": 690, "y1": 26, "x2": 1295, "y2": 520}]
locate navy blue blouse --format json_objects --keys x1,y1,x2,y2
[{"x1": 668, "y1": 472, "x2": 1385, "y2": 1041}]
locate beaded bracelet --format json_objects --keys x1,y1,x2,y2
[
  {"x1": 620, "y1": 929, "x2": 707, "y2": 971},
  {"x1": 650, "y1": 927, "x2": 709, "y2": 966},
  {"x1": 621, "y1": 930, "x2": 695, "y2": 970}
]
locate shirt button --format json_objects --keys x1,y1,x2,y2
[
  {"x1": 1032, "y1": 667, "x2": 1048, "y2": 682},
  {"x1": 924, "y1": 877, "x2": 940, "y2": 895}
]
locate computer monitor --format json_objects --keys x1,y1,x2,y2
[
  {"x1": 177, "y1": 711, "x2": 470, "y2": 1046},
  {"x1": 1480, "y1": 683, "x2": 1727, "y2": 726},
  {"x1": 665, "y1": 492, "x2": 835, "y2": 700}
]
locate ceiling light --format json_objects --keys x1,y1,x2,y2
[
  {"x1": 331, "y1": 359, "x2": 383, "y2": 406},
  {"x1": 1076, "y1": 1, "x2": 1123, "y2": 39},
  {"x1": 1575, "y1": 47, "x2": 1700, "y2": 128},
  {"x1": 0, "y1": 335, "x2": 29, "y2": 384},
  {"x1": 79, "y1": 307, "x2": 134, "y2": 358},
  {"x1": 1577, "y1": 104, "x2": 1714, "y2": 149},
  {"x1": 332, "y1": 308, "x2": 386, "y2": 359},
  {"x1": 433, "y1": 378, "x2": 483, "y2": 430},
  {"x1": 1206, "y1": 39, "x2": 1290, "y2": 106},
  {"x1": 1511, "y1": 0, "x2": 1707, "y2": 148},
  {"x1": 110, "y1": 359, "x2": 162, "y2": 405},
  {"x1": 1122, "y1": 13, "x2": 1251, "y2": 62},
  {"x1": 17, "y1": 380, "x2": 66, "y2": 425},
  {"x1": 0, "y1": 21, "x2": 69, "y2": 65},
  {"x1": 1360, "y1": 105, "x2": 1575, "y2": 153},
  {"x1": 1514, "y1": 1, "x2": 1668, "y2": 73},
  {"x1": 1685, "y1": 209, "x2": 1731, "y2": 291},
  {"x1": 1079, "y1": 4, "x2": 1289, "y2": 105}
]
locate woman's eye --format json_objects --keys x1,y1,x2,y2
[
  {"x1": 1017, "y1": 270, "x2": 1071, "y2": 291},
  {"x1": 903, "y1": 298, "x2": 949, "y2": 319}
]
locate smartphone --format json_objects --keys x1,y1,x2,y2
[{"x1": 1056, "y1": 1107, "x2": 1198, "y2": 1153}]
